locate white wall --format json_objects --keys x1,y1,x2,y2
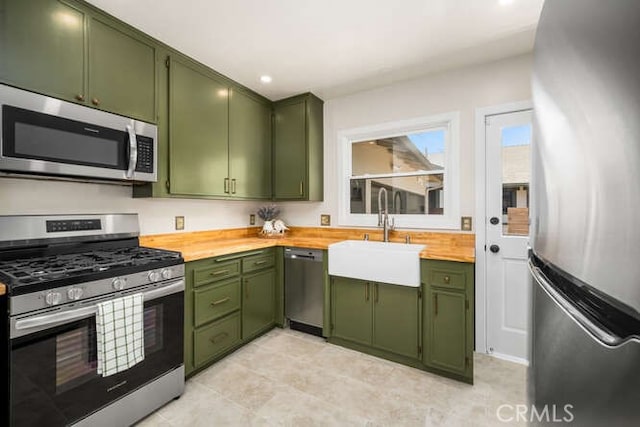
[
  {"x1": 0, "y1": 178, "x2": 261, "y2": 235},
  {"x1": 279, "y1": 53, "x2": 533, "y2": 230},
  {"x1": 0, "y1": 54, "x2": 532, "y2": 234}
]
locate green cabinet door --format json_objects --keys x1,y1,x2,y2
[
  {"x1": 169, "y1": 57, "x2": 229, "y2": 196},
  {"x1": 331, "y1": 277, "x2": 372, "y2": 346},
  {"x1": 424, "y1": 287, "x2": 468, "y2": 376},
  {"x1": 229, "y1": 89, "x2": 272, "y2": 199},
  {"x1": 273, "y1": 98, "x2": 306, "y2": 199},
  {"x1": 88, "y1": 17, "x2": 156, "y2": 122},
  {"x1": 0, "y1": 0, "x2": 85, "y2": 101},
  {"x1": 372, "y1": 283, "x2": 419, "y2": 359},
  {"x1": 242, "y1": 269, "x2": 275, "y2": 339}
]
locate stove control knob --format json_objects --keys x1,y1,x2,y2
[
  {"x1": 45, "y1": 291, "x2": 62, "y2": 306},
  {"x1": 161, "y1": 268, "x2": 172, "y2": 280},
  {"x1": 148, "y1": 271, "x2": 161, "y2": 282},
  {"x1": 67, "y1": 287, "x2": 84, "y2": 300},
  {"x1": 112, "y1": 278, "x2": 125, "y2": 290}
]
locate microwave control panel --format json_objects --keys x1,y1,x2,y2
[{"x1": 135, "y1": 136, "x2": 154, "y2": 173}]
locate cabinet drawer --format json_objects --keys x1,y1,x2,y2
[
  {"x1": 428, "y1": 269, "x2": 466, "y2": 291},
  {"x1": 193, "y1": 260, "x2": 241, "y2": 287},
  {"x1": 242, "y1": 252, "x2": 275, "y2": 273},
  {"x1": 194, "y1": 279, "x2": 241, "y2": 327},
  {"x1": 194, "y1": 312, "x2": 241, "y2": 367}
]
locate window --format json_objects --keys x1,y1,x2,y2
[{"x1": 338, "y1": 113, "x2": 460, "y2": 229}]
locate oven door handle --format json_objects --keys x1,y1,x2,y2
[{"x1": 13, "y1": 279, "x2": 185, "y2": 337}]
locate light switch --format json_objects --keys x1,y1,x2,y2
[{"x1": 320, "y1": 214, "x2": 331, "y2": 226}]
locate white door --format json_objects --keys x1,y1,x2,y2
[{"x1": 485, "y1": 110, "x2": 533, "y2": 362}]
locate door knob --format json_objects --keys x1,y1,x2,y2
[
  {"x1": 490, "y1": 217, "x2": 500, "y2": 225},
  {"x1": 489, "y1": 244, "x2": 500, "y2": 253}
]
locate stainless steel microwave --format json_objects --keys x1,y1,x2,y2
[{"x1": 0, "y1": 84, "x2": 157, "y2": 182}]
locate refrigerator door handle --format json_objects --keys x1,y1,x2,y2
[{"x1": 528, "y1": 259, "x2": 626, "y2": 348}]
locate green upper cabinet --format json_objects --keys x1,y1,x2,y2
[
  {"x1": 168, "y1": 56, "x2": 229, "y2": 197},
  {"x1": 87, "y1": 16, "x2": 156, "y2": 122},
  {"x1": 0, "y1": 0, "x2": 85, "y2": 101},
  {"x1": 421, "y1": 260, "x2": 474, "y2": 382},
  {"x1": 229, "y1": 89, "x2": 272, "y2": 199},
  {"x1": 273, "y1": 93, "x2": 324, "y2": 201},
  {"x1": 242, "y1": 269, "x2": 276, "y2": 340},
  {"x1": 0, "y1": 0, "x2": 156, "y2": 122},
  {"x1": 331, "y1": 276, "x2": 372, "y2": 345},
  {"x1": 372, "y1": 283, "x2": 420, "y2": 359}
]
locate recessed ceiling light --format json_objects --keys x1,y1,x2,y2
[
  {"x1": 260, "y1": 75, "x2": 272, "y2": 84},
  {"x1": 499, "y1": 0, "x2": 514, "y2": 5}
]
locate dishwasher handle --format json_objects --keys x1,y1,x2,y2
[{"x1": 284, "y1": 248, "x2": 323, "y2": 262}]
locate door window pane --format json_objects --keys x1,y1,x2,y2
[{"x1": 501, "y1": 124, "x2": 531, "y2": 236}]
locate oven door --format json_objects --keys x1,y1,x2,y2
[
  {"x1": 0, "y1": 84, "x2": 157, "y2": 182},
  {"x1": 9, "y1": 280, "x2": 184, "y2": 427}
]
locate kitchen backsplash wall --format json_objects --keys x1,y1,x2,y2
[
  {"x1": 1, "y1": 54, "x2": 532, "y2": 235},
  {"x1": 0, "y1": 177, "x2": 261, "y2": 235},
  {"x1": 278, "y1": 53, "x2": 533, "y2": 231}
]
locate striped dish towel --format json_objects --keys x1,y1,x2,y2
[{"x1": 96, "y1": 293, "x2": 145, "y2": 377}]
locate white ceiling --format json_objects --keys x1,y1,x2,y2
[{"x1": 86, "y1": 0, "x2": 544, "y2": 101}]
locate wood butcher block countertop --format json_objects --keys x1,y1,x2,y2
[{"x1": 140, "y1": 227, "x2": 475, "y2": 263}]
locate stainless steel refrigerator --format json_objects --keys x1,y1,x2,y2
[{"x1": 530, "y1": 0, "x2": 640, "y2": 425}]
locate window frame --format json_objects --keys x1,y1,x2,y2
[{"x1": 337, "y1": 112, "x2": 461, "y2": 229}]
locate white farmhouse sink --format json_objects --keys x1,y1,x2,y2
[{"x1": 328, "y1": 240, "x2": 425, "y2": 287}]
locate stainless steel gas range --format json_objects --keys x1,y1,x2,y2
[{"x1": 0, "y1": 214, "x2": 185, "y2": 427}]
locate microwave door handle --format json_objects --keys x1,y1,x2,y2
[{"x1": 126, "y1": 123, "x2": 138, "y2": 178}]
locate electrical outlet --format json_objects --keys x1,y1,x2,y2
[
  {"x1": 175, "y1": 216, "x2": 185, "y2": 230},
  {"x1": 461, "y1": 216, "x2": 472, "y2": 231},
  {"x1": 249, "y1": 214, "x2": 256, "y2": 225},
  {"x1": 320, "y1": 214, "x2": 331, "y2": 226}
]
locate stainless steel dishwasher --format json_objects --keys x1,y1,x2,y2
[{"x1": 284, "y1": 247, "x2": 324, "y2": 337}]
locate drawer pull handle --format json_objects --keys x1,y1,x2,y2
[
  {"x1": 443, "y1": 275, "x2": 450, "y2": 284},
  {"x1": 254, "y1": 260, "x2": 267, "y2": 266},
  {"x1": 210, "y1": 332, "x2": 229, "y2": 344},
  {"x1": 210, "y1": 297, "x2": 230, "y2": 306},
  {"x1": 211, "y1": 270, "x2": 229, "y2": 276}
]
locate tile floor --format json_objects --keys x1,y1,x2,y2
[{"x1": 137, "y1": 327, "x2": 527, "y2": 426}]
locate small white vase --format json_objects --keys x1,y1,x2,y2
[{"x1": 262, "y1": 220, "x2": 275, "y2": 234}]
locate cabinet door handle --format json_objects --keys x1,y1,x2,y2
[
  {"x1": 210, "y1": 269, "x2": 229, "y2": 276},
  {"x1": 75, "y1": 94, "x2": 85, "y2": 102},
  {"x1": 224, "y1": 178, "x2": 230, "y2": 194},
  {"x1": 244, "y1": 279, "x2": 249, "y2": 299},
  {"x1": 210, "y1": 297, "x2": 230, "y2": 306},
  {"x1": 374, "y1": 283, "x2": 379, "y2": 303},
  {"x1": 254, "y1": 260, "x2": 267, "y2": 266},
  {"x1": 365, "y1": 282, "x2": 369, "y2": 301},
  {"x1": 443, "y1": 275, "x2": 450, "y2": 284},
  {"x1": 299, "y1": 180, "x2": 304, "y2": 196},
  {"x1": 210, "y1": 332, "x2": 228, "y2": 344},
  {"x1": 434, "y1": 294, "x2": 439, "y2": 316},
  {"x1": 231, "y1": 178, "x2": 236, "y2": 194},
  {"x1": 92, "y1": 97, "x2": 100, "y2": 106}
]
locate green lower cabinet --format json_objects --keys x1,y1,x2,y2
[
  {"x1": 422, "y1": 260, "x2": 474, "y2": 383},
  {"x1": 331, "y1": 277, "x2": 420, "y2": 359},
  {"x1": 242, "y1": 269, "x2": 276, "y2": 340},
  {"x1": 331, "y1": 276, "x2": 372, "y2": 346},
  {"x1": 372, "y1": 283, "x2": 420, "y2": 359},
  {"x1": 194, "y1": 312, "x2": 241, "y2": 367},
  {"x1": 424, "y1": 288, "x2": 467, "y2": 374}
]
